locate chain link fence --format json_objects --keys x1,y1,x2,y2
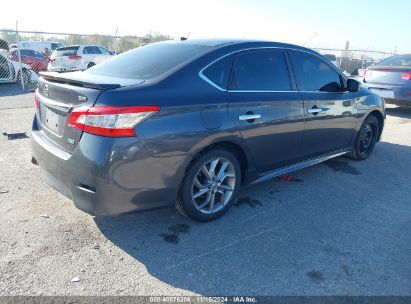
[
  {"x1": 0, "y1": 29, "x2": 171, "y2": 93},
  {"x1": 0, "y1": 28, "x2": 405, "y2": 93},
  {"x1": 313, "y1": 48, "x2": 396, "y2": 77}
]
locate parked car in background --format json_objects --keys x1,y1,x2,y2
[
  {"x1": 10, "y1": 49, "x2": 49, "y2": 73},
  {"x1": 20, "y1": 41, "x2": 64, "y2": 54},
  {"x1": 0, "y1": 50, "x2": 32, "y2": 84},
  {"x1": 47, "y1": 45, "x2": 115, "y2": 72},
  {"x1": 32, "y1": 39, "x2": 385, "y2": 222},
  {"x1": 362, "y1": 54, "x2": 411, "y2": 107}
]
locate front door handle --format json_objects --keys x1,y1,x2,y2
[
  {"x1": 307, "y1": 106, "x2": 330, "y2": 115},
  {"x1": 307, "y1": 108, "x2": 322, "y2": 114},
  {"x1": 239, "y1": 114, "x2": 261, "y2": 121}
]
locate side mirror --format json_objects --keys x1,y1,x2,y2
[{"x1": 347, "y1": 78, "x2": 360, "y2": 92}]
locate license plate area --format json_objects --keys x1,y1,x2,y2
[
  {"x1": 369, "y1": 88, "x2": 394, "y2": 99},
  {"x1": 40, "y1": 105, "x2": 65, "y2": 136}
]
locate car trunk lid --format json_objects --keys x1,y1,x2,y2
[
  {"x1": 36, "y1": 71, "x2": 144, "y2": 153},
  {"x1": 364, "y1": 65, "x2": 411, "y2": 86}
]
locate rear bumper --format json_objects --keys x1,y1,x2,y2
[
  {"x1": 365, "y1": 83, "x2": 411, "y2": 105},
  {"x1": 31, "y1": 117, "x2": 188, "y2": 216}
]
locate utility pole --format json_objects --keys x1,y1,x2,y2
[{"x1": 112, "y1": 27, "x2": 118, "y2": 52}]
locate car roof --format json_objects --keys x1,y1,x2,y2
[
  {"x1": 56, "y1": 45, "x2": 105, "y2": 49},
  {"x1": 165, "y1": 38, "x2": 319, "y2": 54}
]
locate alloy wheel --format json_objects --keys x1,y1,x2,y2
[{"x1": 191, "y1": 157, "x2": 236, "y2": 214}]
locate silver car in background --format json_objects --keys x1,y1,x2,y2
[{"x1": 362, "y1": 54, "x2": 411, "y2": 107}]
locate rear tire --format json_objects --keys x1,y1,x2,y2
[
  {"x1": 87, "y1": 62, "x2": 95, "y2": 69},
  {"x1": 177, "y1": 149, "x2": 241, "y2": 222},
  {"x1": 349, "y1": 115, "x2": 379, "y2": 160}
]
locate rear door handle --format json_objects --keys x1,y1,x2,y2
[{"x1": 239, "y1": 114, "x2": 261, "y2": 121}]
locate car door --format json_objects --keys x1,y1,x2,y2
[
  {"x1": 288, "y1": 50, "x2": 357, "y2": 158},
  {"x1": 83, "y1": 46, "x2": 101, "y2": 64},
  {"x1": 89, "y1": 46, "x2": 103, "y2": 64},
  {"x1": 227, "y1": 49, "x2": 305, "y2": 173}
]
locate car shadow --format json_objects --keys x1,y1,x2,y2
[
  {"x1": 94, "y1": 141, "x2": 411, "y2": 295},
  {"x1": 385, "y1": 105, "x2": 411, "y2": 119}
]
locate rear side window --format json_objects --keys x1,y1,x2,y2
[
  {"x1": 290, "y1": 51, "x2": 342, "y2": 92},
  {"x1": 53, "y1": 46, "x2": 79, "y2": 57},
  {"x1": 202, "y1": 56, "x2": 232, "y2": 90},
  {"x1": 230, "y1": 50, "x2": 291, "y2": 91},
  {"x1": 85, "y1": 42, "x2": 210, "y2": 80},
  {"x1": 83, "y1": 46, "x2": 102, "y2": 54}
]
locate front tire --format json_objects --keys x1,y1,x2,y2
[
  {"x1": 177, "y1": 149, "x2": 241, "y2": 222},
  {"x1": 349, "y1": 115, "x2": 379, "y2": 160}
]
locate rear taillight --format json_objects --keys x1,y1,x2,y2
[
  {"x1": 401, "y1": 72, "x2": 411, "y2": 80},
  {"x1": 365, "y1": 70, "x2": 373, "y2": 78},
  {"x1": 67, "y1": 105, "x2": 160, "y2": 137},
  {"x1": 358, "y1": 69, "x2": 366, "y2": 77},
  {"x1": 68, "y1": 55, "x2": 82, "y2": 60},
  {"x1": 34, "y1": 91, "x2": 39, "y2": 109}
]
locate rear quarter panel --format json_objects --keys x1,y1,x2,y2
[{"x1": 94, "y1": 53, "x2": 257, "y2": 177}]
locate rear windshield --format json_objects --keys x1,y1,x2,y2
[
  {"x1": 377, "y1": 55, "x2": 411, "y2": 67},
  {"x1": 52, "y1": 46, "x2": 79, "y2": 57},
  {"x1": 84, "y1": 42, "x2": 210, "y2": 79}
]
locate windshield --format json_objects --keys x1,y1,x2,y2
[
  {"x1": 84, "y1": 42, "x2": 210, "y2": 79},
  {"x1": 377, "y1": 55, "x2": 411, "y2": 67}
]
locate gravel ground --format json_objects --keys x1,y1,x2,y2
[{"x1": 0, "y1": 91, "x2": 410, "y2": 296}]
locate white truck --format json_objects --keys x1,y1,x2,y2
[{"x1": 20, "y1": 41, "x2": 64, "y2": 54}]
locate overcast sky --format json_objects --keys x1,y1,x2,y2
[{"x1": 2, "y1": 0, "x2": 410, "y2": 53}]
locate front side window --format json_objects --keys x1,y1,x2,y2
[
  {"x1": 98, "y1": 47, "x2": 111, "y2": 55},
  {"x1": 230, "y1": 50, "x2": 291, "y2": 91},
  {"x1": 33, "y1": 51, "x2": 46, "y2": 59},
  {"x1": 290, "y1": 51, "x2": 342, "y2": 92}
]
